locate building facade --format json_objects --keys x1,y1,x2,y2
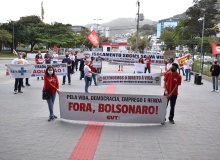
[
  {"x1": 90, "y1": 24, "x2": 110, "y2": 37},
  {"x1": 157, "y1": 18, "x2": 182, "y2": 37}
]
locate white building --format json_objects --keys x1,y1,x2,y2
[
  {"x1": 90, "y1": 24, "x2": 110, "y2": 37},
  {"x1": 102, "y1": 42, "x2": 127, "y2": 52}
]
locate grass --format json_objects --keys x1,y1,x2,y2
[{"x1": 0, "y1": 49, "x2": 48, "y2": 58}]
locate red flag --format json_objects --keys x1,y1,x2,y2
[
  {"x1": 87, "y1": 30, "x2": 99, "y2": 46},
  {"x1": 54, "y1": 45, "x2": 59, "y2": 50},
  {"x1": 212, "y1": 43, "x2": 220, "y2": 55}
]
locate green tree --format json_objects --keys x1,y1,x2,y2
[
  {"x1": 130, "y1": 37, "x2": 147, "y2": 53},
  {"x1": 160, "y1": 31, "x2": 175, "y2": 50},
  {"x1": 0, "y1": 29, "x2": 12, "y2": 52}
]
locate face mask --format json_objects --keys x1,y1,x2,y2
[
  {"x1": 48, "y1": 70, "x2": 53, "y2": 75},
  {"x1": 171, "y1": 68, "x2": 176, "y2": 72},
  {"x1": 168, "y1": 60, "x2": 171, "y2": 63},
  {"x1": 20, "y1": 55, "x2": 22, "y2": 58},
  {"x1": 66, "y1": 55, "x2": 69, "y2": 58},
  {"x1": 214, "y1": 62, "x2": 217, "y2": 64},
  {"x1": 39, "y1": 55, "x2": 42, "y2": 57}
]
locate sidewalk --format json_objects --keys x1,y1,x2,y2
[{"x1": 0, "y1": 62, "x2": 219, "y2": 160}]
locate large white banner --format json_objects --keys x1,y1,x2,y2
[
  {"x1": 97, "y1": 73, "x2": 161, "y2": 85},
  {"x1": 134, "y1": 63, "x2": 145, "y2": 73},
  {"x1": 7, "y1": 65, "x2": 35, "y2": 78},
  {"x1": 84, "y1": 51, "x2": 165, "y2": 65},
  {"x1": 31, "y1": 63, "x2": 67, "y2": 77},
  {"x1": 59, "y1": 92, "x2": 167, "y2": 123}
]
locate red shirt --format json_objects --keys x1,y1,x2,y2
[
  {"x1": 43, "y1": 74, "x2": 59, "y2": 94},
  {"x1": 88, "y1": 61, "x2": 97, "y2": 72},
  {"x1": 146, "y1": 58, "x2": 152, "y2": 67},
  {"x1": 164, "y1": 72, "x2": 181, "y2": 95},
  {"x1": 36, "y1": 58, "x2": 44, "y2": 64}
]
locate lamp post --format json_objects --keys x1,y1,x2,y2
[
  {"x1": 198, "y1": 15, "x2": 205, "y2": 75},
  {"x1": 135, "y1": 0, "x2": 140, "y2": 53}
]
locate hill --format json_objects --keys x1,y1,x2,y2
[{"x1": 85, "y1": 17, "x2": 157, "y2": 37}]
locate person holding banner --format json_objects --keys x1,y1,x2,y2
[
  {"x1": 62, "y1": 53, "x2": 72, "y2": 85},
  {"x1": 178, "y1": 54, "x2": 185, "y2": 76},
  {"x1": 69, "y1": 51, "x2": 75, "y2": 74},
  {"x1": 44, "y1": 51, "x2": 52, "y2": 64},
  {"x1": 21, "y1": 52, "x2": 31, "y2": 87},
  {"x1": 35, "y1": 53, "x2": 44, "y2": 80},
  {"x1": 84, "y1": 60, "x2": 97, "y2": 93},
  {"x1": 210, "y1": 59, "x2": 220, "y2": 92},
  {"x1": 164, "y1": 63, "x2": 182, "y2": 124},
  {"x1": 184, "y1": 54, "x2": 194, "y2": 82},
  {"x1": 43, "y1": 66, "x2": 60, "y2": 121},
  {"x1": 96, "y1": 55, "x2": 105, "y2": 73},
  {"x1": 88, "y1": 57, "x2": 98, "y2": 86},
  {"x1": 5, "y1": 52, "x2": 30, "y2": 94},
  {"x1": 144, "y1": 55, "x2": 152, "y2": 73}
]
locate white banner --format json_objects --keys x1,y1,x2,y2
[
  {"x1": 84, "y1": 51, "x2": 165, "y2": 65},
  {"x1": 7, "y1": 65, "x2": 35, "y2": 78},
  {"x1": 59, "y1": 92, "x2": 167, "y2": 123},
  {"x1": 31, "y1": 63, "x2": 67, "y2": 77},
  {"x1": 97, "y1": 73, "x2": 161, "y2": 85},
  {"x1": 108, "y1": 60, "x2": 134, "y2": 66},
  {"x1": 134, "y1": 63, "x2": 145, "y2": 73},
  {"x1": 92, "y1": 61, "x2": 102, "y2": 68}
]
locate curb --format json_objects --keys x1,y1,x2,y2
[{"x1": 192, "y1": 71, "x2": 220, "y2": 85}]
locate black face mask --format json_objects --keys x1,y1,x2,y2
[
  {"x1": 214, "y1": 62, "x2": 217, "y2": 64},
  {"x1": 171, "y1": 68, "x2": 176, "y2": 72},
  {"x1": 66, "y1": 55, "x2": 69, "y2": 58}
]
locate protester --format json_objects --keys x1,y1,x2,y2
[
  {"x1": 167, "y1": 57, "x2": 174, "y2": 72},
  {"x1": 84, "y1": 60, "x2": 97, "y2": 93},
  {"x1": 62, "y1": 53, "x2": 72, "y2": 85},
  {"x1": 35, "y1": 50, "x2": 41, "y2": 59},
  {"x1": 43, "y1": 66, "x2": 59, "y2": 121},
  {"x1": 164, "y1": 63, "x2": 182, "y2": 124},
  {"x1": 145, "y1": 55, "x2": 152, "y2": 73},
  {"x1": 88, "y1": 56, "x2": 97, "y2": 86},
  {"x1": 44, "y1": 51, "x2": 52, "y2": 64},
  {"x1": 210, "y1": 59, "x2": 220, "y2": 93},
  {"x1": 35, "y1": 53, "x2": 44, "y2": 80},
  {"x1": 5, "y1": 52, "x2": 30, "y2": 94},
  {"x1": 118, "y1": 64, "x2": 123, "y2": 71},
  {"x1": 96, "y1": 55, "x2": 105, "y2": 73},
  {"x1": 52, "y1": 51, "x2": 58, "y2": 64},
  {"x1": 79, "y1": 57, "x2": 85, "y2": 80},
  {"x1": 184, "y1": 54, "x2": 194, "y2": 82},
  {"x1": 74, "y1": 52, "x2": 78, "y2": 71},
  {"x1": 178, "y1": 54, "x2": 185, "y2": 76},
  {"x1": 69, "y1": 51, "x2": 75, "y2": 73},
  {"x1": 21, "y1": 52, "x2": 31, "y2": 87}
]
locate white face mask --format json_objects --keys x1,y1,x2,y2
[
  {"x1": 48, "y1": 70, "x2": 53, "y2": 75},
  {"x1": 20, "y1": 55, "x2": 22, "y2": 58},
  {"x1": 39, "y1": 55, "x2": 42, "y2": 57}
]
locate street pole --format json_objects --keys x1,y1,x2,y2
[
  {"x1": 200, "y1": 15, "x2": 205, "y2": 75},
  {"x1": 135, "y1": 0, "x2": 140, "y2": 53},
  {"x1": 13, "y1": 22, "x2": 14, "y2": 55}
]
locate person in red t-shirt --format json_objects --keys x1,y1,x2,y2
[
  {"x1": 35, "y1": 53, "x2": 44, "y2": 80},
  {"x1": 145, "y1": 55, "x2": 152, "y2": 73},
  {"x1": 43, "y1": 66, "x2": 60, "y2": 121},
  {"x1": 88, "y1": 56, "x2": 98, "y2": 86},
  {"x1": 164, "y1": 63, "x2": 181, "y2": 124}
]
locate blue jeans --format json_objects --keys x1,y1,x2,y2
[
  {"x1": 90, "y1": 74, "x2": 97, "y2": 85},
  {"x1": 144, "y1": 67, "x2": 151, "y2": 73},
  {"x1": 80, "y1": 70, "x2": 84, "y2": 79},
  {"x1": 63, "y1": 67, "x2": 71, "y2": 83},
  {"x1": 46, "y1": 93, "x2": 56, "y2": 117},
  {"x1": 185, "y1": 69, "x2": 191, "y2": 80},
  {"x1": 212, "y1": 76, "x2": 218, "y2": 90},
  {"x1": 84, "y1": 76, "x2": 89, "y2": 93},
  {"x1": 53, "y1": 61, "x2": 58, "y2": 64},
  {"x1": 179, "y1": 67, "x2": 185, "y2": 75},
  {"x1": 45, "y1": 62, "x2": 51, "y2": 64}
]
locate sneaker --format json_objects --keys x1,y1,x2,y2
[
  {"x1": 54, "y1": 115, "x2": 57, "y2": 119},
  {"x1": 48, "y1": 116, "x2": 54, "y2": 121},
  {"x1": 184, "y1": 79, "x2": 187, "y2": 81},
  {"x1": 21, "y1": 85, "x2": 25, "y2": 88},
  {"x1": 183, "y1": 74, "x2": 185, "y2": 76},
  {"x1": 118, "y1": 69, "x2": 120, "y2": 71},
  {"x1": 188, "y1": 80, "x2": 190, "y2": 82},
  {"x1": 211, "y1": 89, "x2": 215, "y2": 92},
  {"x1": 18, "y1": 91, "x2": 23, "y2": 93},
  {"x1": 62, "y1": 83, "x2": 65, "y2": 85},
  {"x1": 14, "y1": 90, "x2": 17, "y2": 94},
  {"x1": 121, "y1": 70, "x2": 123, "y2": 71},
  {"x1": 216, "y1": 90, "x2": 219, "y2": 93},
  {"x1": 69, "y1": 83, "x2": 71, "y2": 85},
  {"x1": 26, "y1": 84, "x2": 31, "y2": 86},
  {"x1": 169, "y1": 120, "x2": 175, "y2": 124},
  {"x1": 95, "y1": 84, "x2": 98, "y2": 86}
]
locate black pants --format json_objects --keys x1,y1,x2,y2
[
  {"x1": 21, "y1": 78, "x2": 29, "y2": 86},
  {"x1": 71, "y1": 61, "x2": 75, "y2": 73},
  {"x1": 164, "y1": 93, "x2": 177, "y2": 121},
  {"x1": 75, "y1": 60, "x2": 78, "y2": 71},
  {"x1": 97, "y1": 67, "x2": 102, "y2": 74},
  {"x1": 14, "y1": 78, "x2": 23, "y2": 91}
]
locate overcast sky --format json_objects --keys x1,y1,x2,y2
[{"x1": 1, "y1": 0, "x2": 194, "y2": 26}]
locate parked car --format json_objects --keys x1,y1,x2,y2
[
  {"x1": 202, "y1": 56, "x2": 213, "y2": 64},
  {"x1": 193, "y1": 55, "x2": 201, "y2": 60}
]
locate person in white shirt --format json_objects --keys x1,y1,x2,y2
[
  {"x1": 84, "y1": 60, "x2": 97, "y2": 93},
  {"x1": 184, "y1": 54, "x2": 194, "y2": 82},
  {"x1": 5, "y1": 52, "x2": 30, "y2": 94},
  {"x1": 178, "y1": 54, "x2": 185, "y2": 76},
  {"x1": 69, "y1": 51, "x2": 75, "y2": 73},
  {"x1": 52, "y1": 52, "x2": 58, "y2": 64}
]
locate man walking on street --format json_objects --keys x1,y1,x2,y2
[
  {"x1": 210, "y1": 59, "x2": 220, "y2": 93},
  {"x1": 184, "y1": 54, "x2": 194, "y2": 82},
  {"x1": 164, "y1": 63, "x2": 182, "y2": 124},
  {"x1": 145, "y1": 55, "x2": 152, "y2": 73}
]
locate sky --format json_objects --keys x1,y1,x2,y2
[{"x1": 0, "y1": 0, "x2": 194, "y2": 26}]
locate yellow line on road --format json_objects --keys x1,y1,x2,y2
[{"x1": 0, "y1": 80, "x2": 15, "y2": 85}]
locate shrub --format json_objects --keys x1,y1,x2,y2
[
  {"x1": 34, "y1": 47, "x2": 39, "y2": 50},
  {"x1": 39, "y1": 46, "x2": 43, "y2": 49}
]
